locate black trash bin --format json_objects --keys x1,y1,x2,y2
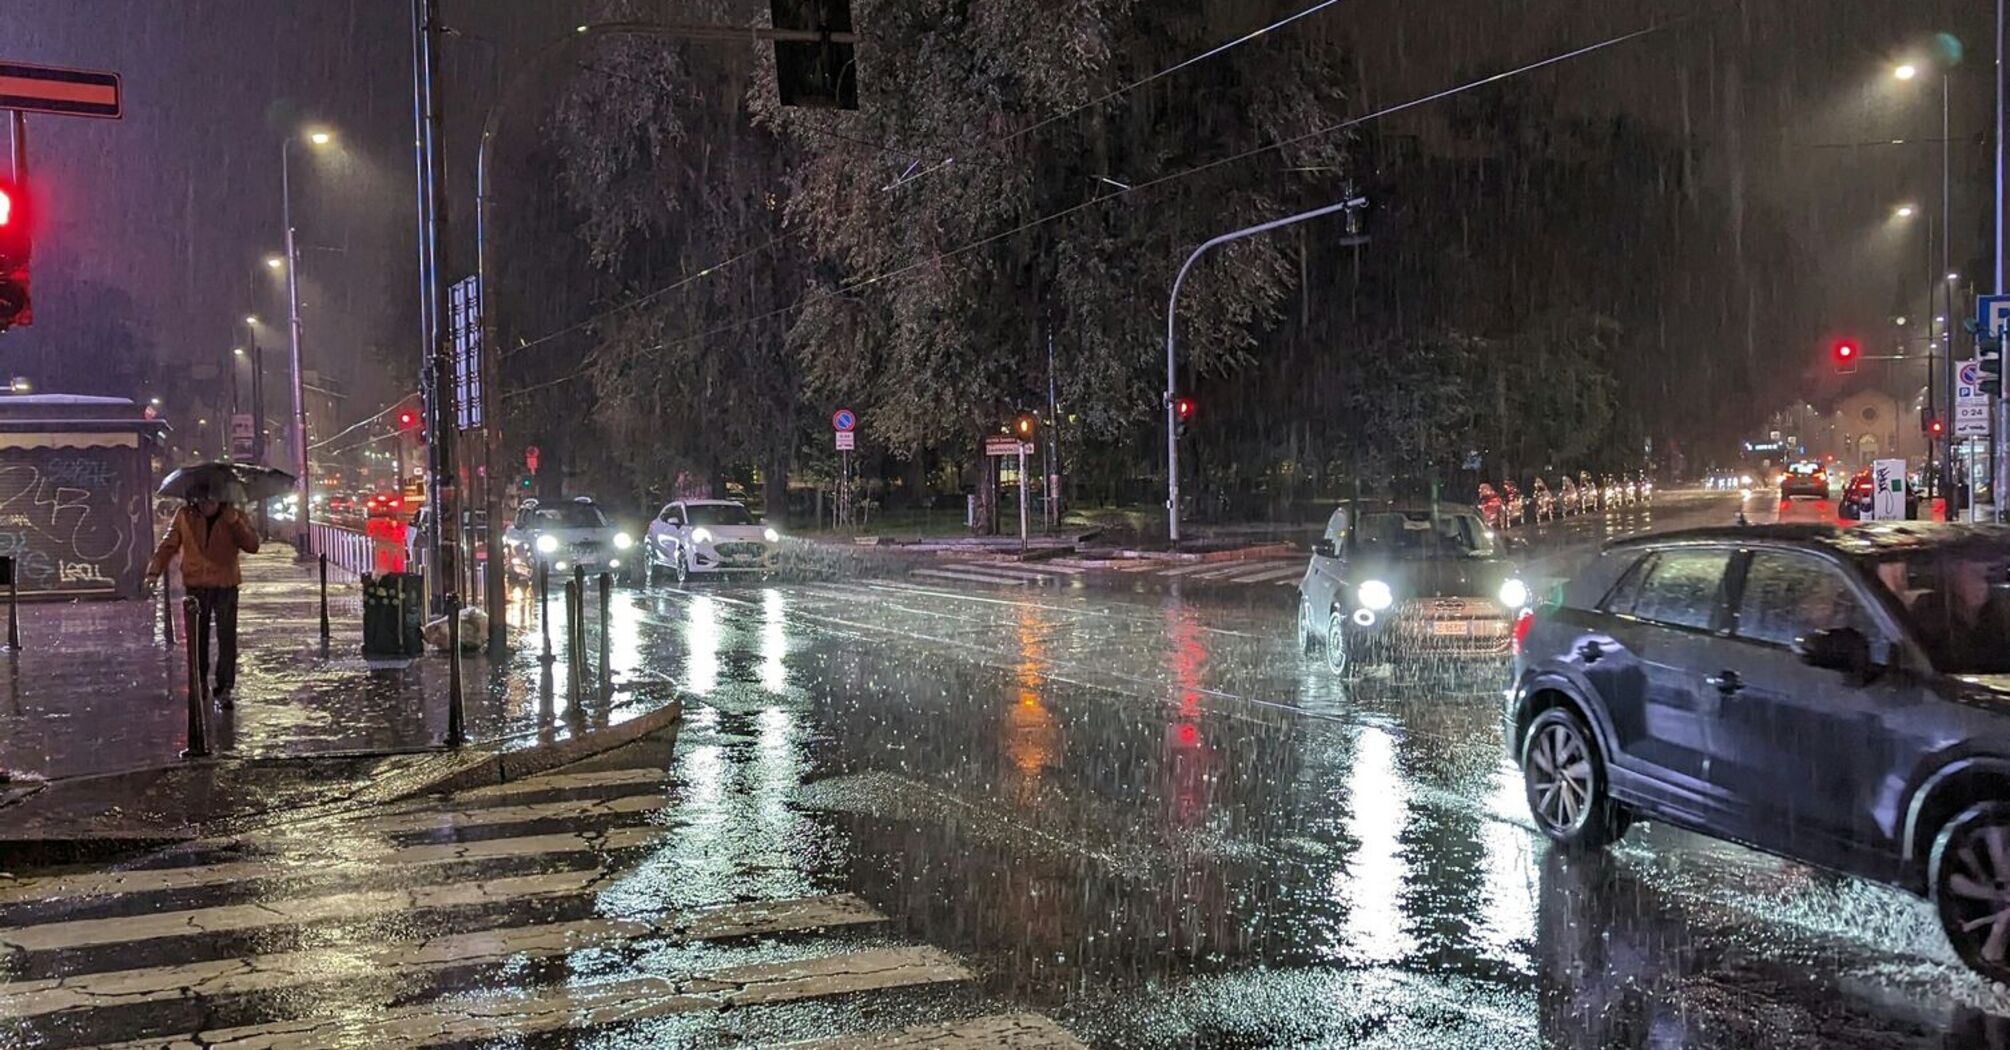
[{"x1": 361, "y1": 572, "x2": 424, "y2": 658}]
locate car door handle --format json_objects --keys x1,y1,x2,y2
[
  {"x1": 1576, "y1": 641, "x2": 1605, "y2": 664},
  {"x1": 1705, "y1": 670, "x2": 1744, "y2": 695}
]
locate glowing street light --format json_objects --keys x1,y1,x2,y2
[
  {"x1": 264, "y1": 255, "x2": 284, "y2": 270},
  {"x1": 307, "y1": 129, "x2": 333, "y2": 147},
  {"x1": 244, "y1": 314, "x2": 259, "y2": 325},
  {"x1": 233, "y1": 347, "x2": 246, "y2": 357},
  {"x1": 1894, "y1": 63, "x2": 1920, "y2": 81},
  {"x1": 1895, "y1": 204, "x2": 1917, "y2": 218}
]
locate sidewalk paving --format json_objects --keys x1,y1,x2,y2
[{"x1": 0, "y1": 550, "x2": 682, "y2": 861}]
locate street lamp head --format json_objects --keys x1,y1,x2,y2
[
  {"x1": 244, "y1": 315, "x2": 259, "y2": 326},
  {"x1": 1895, "y1": 316, "x2": 1908, "y2": 326},
  {"x1": 265, "y1": 255, "x2": 284, "y2": 270},
  {"x1": 1895, "y1": 63, "x2": 1920, "y2": 81},
  {"x1": 148, "y1": 397, "x2": 161, "y2": 406},
  {"x1": 233, "y1": 347, "x2": 246, "y2": 357},
  {"x1": 1895, "y1": 204, "x2": 1916, "y2": 218},
  {"x1": 307, "y1": 130, "x2": 333, "y2": 147},
  {"x1": 1949, "y1": 272, "x2": 1961, "y2": 282}
]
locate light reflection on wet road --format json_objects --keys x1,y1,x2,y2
[{"x1": 563, "y1": 500, "x2": 2010, "y2": 1048}]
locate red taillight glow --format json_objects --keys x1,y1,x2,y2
[{"x1": 1511, "y1": 608, "x2": 1537, "y2": 656}]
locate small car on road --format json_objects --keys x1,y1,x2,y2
[
  {"x1": 501, "y1": 496, "x2": 634, "y2": 582},
  {"x1": 1505, "y1": 522, "x2": 2010, "y2": 983},
  {"x1": 1298, "y1": 501, "x2": 1531, "y2": 676},
  {"x1": 645, "y1": 499, "x2": 781, "y2": 583},
  {"x1": 1779, "y1": 461, "x2": 1831, "y2": 500}
]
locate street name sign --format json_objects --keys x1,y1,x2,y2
[
  {"x1": 0, "y1": 61, "x2": 121, "y2": 119},
  {"x1": 984, "y1": 436, "x2": 1028, "y2": 457}
]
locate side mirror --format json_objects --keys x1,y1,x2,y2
[
  {"x1": 1312, "y1": 538, "x2": 1336, "y2": 558},
  {"x1": 1794, "y1": 627, "x2": 1872, "y2": 676}
]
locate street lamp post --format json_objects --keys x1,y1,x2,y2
[
  {"x1": 280, "y1": 136, "x2": 314, "y2": 553},
  {"x1": 1164, "y1": 197, "x2": 1365, "y2": 544}
]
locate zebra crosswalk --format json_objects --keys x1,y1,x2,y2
[
  {"x1": 912, "y1": 554, "x2": 1305, "y2": 589},
  {"x1": 0, "y1": 764, "x2": 1085, "y2": 1049}
]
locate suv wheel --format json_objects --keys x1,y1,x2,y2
[
  {"x1": 1931, "y1": 802, "x2": 2010, "y2": 984},
  {"x1": 1325, "y1": 611, "x2": 1349, "y2": 676},
  {"x1": 1520, "y1": 707, "x2": 1629, "y2": 851}
]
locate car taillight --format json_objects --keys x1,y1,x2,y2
[{"x1": 1511, "y1": 607, "x2": 1537, "y2": 656}]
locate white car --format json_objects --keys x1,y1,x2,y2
[
  {"x1": 501, "y1": 497, "x2": 634, "y2": 582},
  {"x1": 645, "y1": 499, "x2": 780, "y2": 583}
]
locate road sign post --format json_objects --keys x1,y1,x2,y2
[
  {"x1": 1982, "y1": 295, "x2": 2010, "y2": 521},
  {"x1": 832, "y1": 409, "x2": 857, "y2": 529}
]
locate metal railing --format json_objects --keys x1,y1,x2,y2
[{"x1": 308, "y1": 521, "x2": 417, "y2": 577}]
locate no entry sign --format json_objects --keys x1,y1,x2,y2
[{"x1": 0, "y1": 62, "x2": 122, "y2": 119}]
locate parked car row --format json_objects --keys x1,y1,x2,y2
[{"x1": 1477, "y1": 470, "x2": 1654, "y2": 529}]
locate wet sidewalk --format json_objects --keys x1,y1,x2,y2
[{"x1": 0, "y1": 550, "x2": 674, "y2": 785}]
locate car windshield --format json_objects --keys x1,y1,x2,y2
[
  {"x1": 1354, "y1": 511, "x2": 1497, "y2": 559},
  {"x1": 687, "y1": 504, "x2": 754, "y2": 526},
  {"x1": 534, "y1": 504, "x2": 606, "y2": 529},
  {"x1": 1867, "y1": 548, "x2": 2010, "y2": 674}
]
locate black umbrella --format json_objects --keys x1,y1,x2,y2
[{"x1": 158, "y1": 461, "x2": 295, "y2": 503}]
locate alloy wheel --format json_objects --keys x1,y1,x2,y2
[
  {"x1": 1935, "y1": 807, "x2": 2010, "y2": 979},
  {"x1": 1527, "y1": 721, "x2": 1594, "y2": 835},
  {"x1": 1325, "y1": 611, "x2": 1348, "y2": 675}
]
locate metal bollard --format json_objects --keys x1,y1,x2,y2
[
  {"x1": 538, "y1": 560, "x2": 554, "y2": 664},
  {"x1": 571, "y1": 563, "x2": 588, "y2": 689},
  {"x1": 318, "y1": 554, "x2": 331, "y2": 640},
  {"x1": 161, "y1": 578, "x2": 175, "y2": 646},
  {"x1": 5, "y1": 562, "x2": 17, "y2": 651},
  {"x1": 445, "y1": 592, "x2": 466, "y2": 748},
  {"x1": 180, "y1": 596, "x2": 210, "y2": 758},
  {"x1": 597, "y1": 572, "x2": 612, "y2": 701},
  {"x1": 563, "y1": 578, "x2": 582, "y2": 709}
]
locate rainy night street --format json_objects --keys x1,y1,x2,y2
[{"x1": 4, "y1": 495, "x2": 2007, "y2": 1048}]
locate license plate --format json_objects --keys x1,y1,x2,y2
[{"x1": 1432, "y1": 620, "x2": 1469, "y2": 637}]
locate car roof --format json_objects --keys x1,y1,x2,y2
[
  {"x1": 1609, "y1": 521, "x2": 2010, "y2": 557},
  {"x1": 678, "y1": 499, "x2": 746, "y2": 508}
]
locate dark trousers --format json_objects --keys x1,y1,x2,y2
[{"x1": 189, "y1": 585, "x2": 241, "y2": 694}]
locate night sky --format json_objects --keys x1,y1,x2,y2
[{"x1": 5, "y1": 0, "x2": 1999, "y2": 434}]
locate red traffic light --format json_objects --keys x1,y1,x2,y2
[
  {"x1": 1834, "y1": 341, "x2": 1858, "y2": 361},
  {"x1": 0, "y1": 183, "x2": 12, "y2": 228},
  {"x1": 396, "y1": 410, "x2": 419, "y2": 430},
  {"x1": 1832, "y1": 341, "x2": 1859, "y2": 375},
  {"x1": 0, "y1": 177, "x2": 30, "y2": 330},
  {"x1": 1174, "y1": 397, "x2": 1195, "y2": 421},
  {"x1": 1014, "y1": 414, "x2": 1035, "y2": 437},
  {"x1": 1928, "y1": 417, "x2": 1946, "y2": 435}
]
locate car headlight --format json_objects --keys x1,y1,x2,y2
[
  {"x1": 1499, "y1": 578, "x2": 1530, "y2": 609},
  {"x1": 763, "y1": 527, "x2": 780, "y2": 543},
  {"x1": 1358, "y1": 580, "x2": 1394, "y2": 611},
  {"x1": 613, "y1": 532, "x2": 634, "y2": 550},
  {"x1": 535, "y1": 534, "x2": 559, "y2": 554},
  {"x1": 692, "y1": 527, "x2": 714, "y2": 544}
]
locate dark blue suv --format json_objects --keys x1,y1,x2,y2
[{"x1": 1505, "y1": 523, "x2": 2010, "y2": 982}]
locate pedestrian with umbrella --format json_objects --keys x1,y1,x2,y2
[{"x1": 146, "y1": 463, "x2": 291, "y2": 704}]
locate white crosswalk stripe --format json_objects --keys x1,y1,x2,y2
[
  {"x1": 0, "y1": 763, "x2": 1080, "y2": 1049},
  {"x1": 910, "y1": 567, "x2": 1033, "y2": 586}
]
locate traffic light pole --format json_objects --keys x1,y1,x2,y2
[{"x1": 1164, "y1": 197, "x2": 1366, "y2": 545}]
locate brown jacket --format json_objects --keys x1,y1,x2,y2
[{"x1": 148, "y1": 506, "x2": 261, "y2": 587}]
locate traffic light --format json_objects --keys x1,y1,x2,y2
[
  {"x1": 396, "y1": 409, "x2": 419, "y2": 430},
  {"x1": 1832, "y1": 340, "x2": 1859, "y2": 375},
  {"x1": 0, "y1": 176, "x2": 30, "y2": 331},
  {"x1": 1925, "y1": 413, "x2": 1945, "y2": 436},
  {"x1": 1013, "y1": 413, "x2": 1036, "y2": 439},
  {"x1": 1173, "y1": 395, "x2": 1194, "y2": 438},
  {"x1": 1981, "y1": 332, "x2": 2004, "y2": 396}
]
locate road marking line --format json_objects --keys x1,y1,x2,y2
[
  {"x1": 450, "y1": 767, "x2": 667, "y2": 800},
  {"x1": 909, "y1": 569, "x2": 1030, "y2": 586},
  {"x1": 0, "y1": 826, "x2": 666, "y2": 905},
  {"x1": 1235, "y1": 564, "x2": 1308, "y2": 583},
  {"x1": 773, "y1": 1012, "x2": 1087, "y2": 1049},
  {"x1": 986, "y1": 561, "x2": 1083, "y2": 574},
  {"x1": 285, "y1": 789, "x2": 668, "y2": 837},
  {"x1": 1156, "y1": 562, "x2": 1225, "y2": 576},
  {"x1": 0, "y1": 868, "x2": 610, "y2": 952},
  {"x1": 0, "y1": 894, "x2": 886, "y2": 1020},
  {"x1": 87, "y1": 946, "x2": 969, "y2": 1049}
]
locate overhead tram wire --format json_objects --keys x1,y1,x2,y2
[
  {"x1": 502, "y1": 16, "x2": 1679, "y2": 401},
  {"x1": 309, "y1": 400, "x2": 410, "y2": 451},
  {"x1": 505, "y1": 0, "x2": 1358, "y2": 362}
]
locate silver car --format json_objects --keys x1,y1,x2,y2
[
  {"x1": 501, "y1": 497, "x2": 634, "y2": 582},
  {"x1": 645, "y1": 499, "x2": 781, "y2": 583}
]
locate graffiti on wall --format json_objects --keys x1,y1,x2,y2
[{"x1": 0, "y1": 448, "x2": 142, "y2": 595}]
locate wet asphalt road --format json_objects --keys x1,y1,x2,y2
[{"x1": 9, "y1": 493, "x2": 2010, "y2": 1047}]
